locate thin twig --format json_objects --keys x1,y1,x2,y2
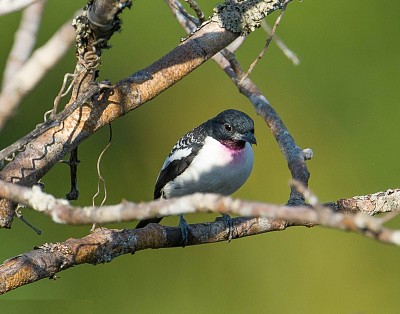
[
  {"x1": 0, "y1": 13, "x2": 77, "y2": 131},
  {"x1": 184, "y1": 0, "x2": 205, "y2": 24},
  {"x1": 166, "y1": 0, "x2": 199, "y2": 26},
  {"x1": 15, "y1": 204, "x2": 41, "y2": 234},
  {"x1": 261, "y1": 20, "x2": 300, "y2": 65},
  {"x1": 241, "y1": 0, "x2": 291, "y2": 83}
]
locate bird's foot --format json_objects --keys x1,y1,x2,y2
[
  {"x1": 216, "y1": 213, "x2": 236, "y2": 242},
  {"x1": 179, "y1": 214, "x2": 190, "y2": 247}
]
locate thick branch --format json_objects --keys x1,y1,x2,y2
[
  {"x1": 331, "y1": 189, "x2": 400, "y2": 214},
  {"x1": 0, "y1": 219, "x2": 288, "y2": 295},
  {"x1": 1, "y1": 175, "x2": 400, "y2": 294},
  {"x1": 86, "y1": 0, "x2": 131, "y2": 40},
  {"x1": 1, "y1": 183, "x2": 400, "y2": 294}
]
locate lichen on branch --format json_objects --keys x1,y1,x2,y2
[{"x1": 213, "y1": 0, "x2": 285, "y2": 35}]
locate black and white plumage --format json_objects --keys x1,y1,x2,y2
[{"x1": 136, "y1": 109, "x2": 256, "y2": 229}]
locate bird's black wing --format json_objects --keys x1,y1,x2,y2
[
  {"x1": 153, "y1": 125, "x2": 205, "y2": 199},
  {"x1": 153, "y1": 148, "x2": 198, "y2": 199}
]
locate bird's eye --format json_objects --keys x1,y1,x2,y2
[{"x1": 224, "y1": 123, "x2": 232, "y2": 132}]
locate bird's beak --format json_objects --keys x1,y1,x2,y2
[{"x1": 237, "y1": 132, "x2": 257, "y2": 145}]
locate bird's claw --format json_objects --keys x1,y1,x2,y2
[
  {"x1": 179, "y1": 214, "x2": 190, "y2": 247},
  {"x1": 217, "y1": 213, "x2": 236, "y2": 242}
]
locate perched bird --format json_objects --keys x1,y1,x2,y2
[{"x1": 136, "y1": 109, "x2": 256, "y2": 236}]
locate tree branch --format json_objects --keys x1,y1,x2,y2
[
  {"x1": 0, "y1": 221, "x2": 286, "y2": 295},
  {"x1": 0, "y1": 178, "x2": 398, "y2": 229},
  {"x1": 0, "y1": 179, "x2": 400, "y2": 294},
  {"x1": 2, "y1": 0, "x2": 45, "y2": 83},
  {"x1": 0, "y1": 13, "x2": 76, "y2": 131},
  {"x1": 330, "y1": 189, "x2": 400, "y2": 215},
  {"x1": 0, "y1": 0, "x2": 39, "y2": 16}
]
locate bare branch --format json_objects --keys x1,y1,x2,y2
[
  {"x1": 242, "y1": 0, "x2": 291, "y2": 81},
  {"x1": 330, "y1": 189, "x2": 400, "y2": 215},
  {"x1": 2, "y1": 0, "x2": 45, "y2": 84},
  {"x1": 0, "y1": 220, "x2": 287, "y2": 295},
  {"x1": 0, "y1": 179, "x2": 398, "y2": 233},
  {"x1": 0, "y1": 15, "x2": 76, "y2": 131},
  {"x1": 261, "y1": 20, "x2": 300, "y2": 65},
  {"x1": 184, "y1": 0, "x2": 205, "y2": 24},
  {"x1": 224, "y1": 56, "x2": 311, "y2": 205},
  {"x1": 1, "y1": 180, "x2": 400, "y2": 294},
  {"x1": 0, "y1": 0, "x2": 39, "y2": 16}
]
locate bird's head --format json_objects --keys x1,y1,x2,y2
[{"x1": 209, "y1": 109, "x2": 256, "y2": 149}]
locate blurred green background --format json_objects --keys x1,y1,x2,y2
[{"x1": 1, "y1": 0, "x2": 400, "y2": 313}]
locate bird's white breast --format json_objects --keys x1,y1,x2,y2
[{"x1": 162, "y1": 136, "x2": 254, "y2": 198}]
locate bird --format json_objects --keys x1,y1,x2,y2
[{"x1": 136, "y1": 109, "x2": 256, "y2": 241}]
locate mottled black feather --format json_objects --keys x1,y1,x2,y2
[
  {"x1": 153, "y1": 149, "x2": 198, "y2": 199},
  {"x1": 153, "y1": 123, "x2": 208, "y2": 198},
  {"x1": 136, "y1": 124, "x2": 208, "y2": 228}
]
